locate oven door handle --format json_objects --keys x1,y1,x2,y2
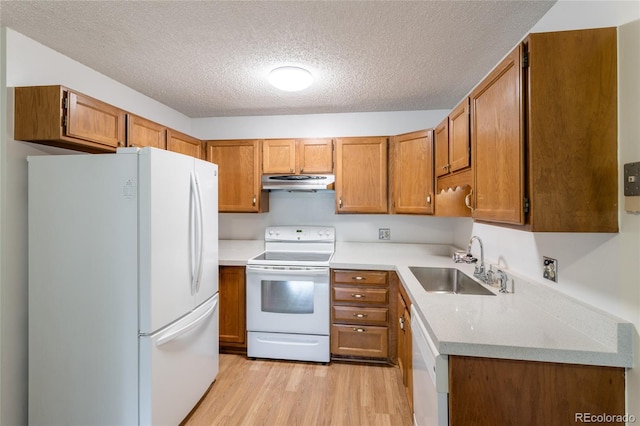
[{"x1": 246, "y1": 265, "x2": 329, "y2": 277}]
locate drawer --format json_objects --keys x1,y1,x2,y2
[
  {"x1": 331, "y1": 324, "x2": 389, "y2": 359},
  {"x1": 332, "y1": 286, "x2": 389, "y2": 305},
  {"x1": 332, "y1": 270, "x2": 388, "y2": 286},
  {"x1": 332, "y1": 306, "x2": 389, "y2": 326}
]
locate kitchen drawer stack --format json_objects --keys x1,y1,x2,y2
[{"x1": 330, "y1": 269, "x2": 390, "y2": 361}]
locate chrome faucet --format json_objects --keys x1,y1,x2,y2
[{"x1": 467, "y1": 236, "x2": 488, "y2": 283}]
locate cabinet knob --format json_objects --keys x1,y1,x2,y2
[
  {"x1": 399, "y1": 316, "x2": 405, "y2": 330},
  {"x1": 352, "y1": 276, "x2": 365, "y2": 281},
  {"x1": 300, "y1": 167, "x2": 304, "y2": 173},
  {"x1": 252, "y1": 195, "x2": 257, "y2": 206},
  {"x1": 351, "y1": 294, "x2": 365, "y2": 299},
  {"x1": 426, "y1": 194, "x2": 432, "y2": 204},
  {"x1": 353, "y1": 313, "x2": 368, "y2": 318},
  {"x1": 339, "y1": 197, "x2": 343, "y2": 208},
  {"x1": 353, "y1": 328, "x2": 366, "y2": 333}
]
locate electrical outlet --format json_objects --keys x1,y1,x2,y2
[
  {"x1": 378, "y1": 228, "x2": 390, "y2": 240},
  {"x1": 543, "y1": 256, "x2": 558, "y2": 282}
]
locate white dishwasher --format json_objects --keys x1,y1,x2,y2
[{"x1": 411, "y1": 305, "x2": 449, "y2": 426}]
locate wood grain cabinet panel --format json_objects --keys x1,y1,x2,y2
[
  {"x1": 167, "y1": 129, "x2": 203, "y2": 159},
  {"x1": 470, "y1": 44, "x2": 524, "y2": 225},
  {"x1": 263, "y1": 138, "x2": 333, "y2": 174},
  {"x1": 205, "y1": 140, "x2": 268, "y2": 213},
  {"x1": 470, "y1": 27, "x2": 618, "y2": 232},
  {"x1": 449, "y1": 356, "x2": 625, "y2": 426},
  {"x1": 219, "y1": 266, "x2": 247, "y2": 352},
  {"x1": 434, "y1": 99, "x2": 472, "y2": 217},
  {"x1": 335, "y1": 137, "x2": 388, "y2": 214},
  {"x1": 296, "y1": 138, "x2": 333, "y2": 174},
  {"x1": 262, "y1": 139, "x2": 296, "y2": 173},
  {"x1": 14, "y1": 85, "x2": 125, "y2": 153},
  {"x1": 126, "y1": 114, "x2": 166, "y2": 149},
  {"x1": 331, "y1": 269, "x2": 392, "y2": 362},
  {"x1": 389, "y1": 129, "x2": 434, "y2": 215},
  {"x1": 396, "y1": 287, "x2": 412, "y2": 411}
]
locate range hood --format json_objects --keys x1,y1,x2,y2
[{"x1": 261, "y1": 174, "x2": 335, "y2": 191}]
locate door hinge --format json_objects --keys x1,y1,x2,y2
[
  {"x1": 524, "y1": 197, "x2": 530, "y2": 214},
  {"x1": 522, "y1": 51, "x2": 529, "y2": 68}
]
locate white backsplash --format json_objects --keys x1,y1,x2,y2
[{"x1": 219, "y1": 190, "x2": 463, "y2": 243}]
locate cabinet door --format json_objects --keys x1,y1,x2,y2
[
  {"x1": 205, "y1": 140, "x2": 267, "y2": 213},
  {"x1": 167, "y1": 129, "x2": 202, "y2": 159},
  {"x1": 296, "y1": 138, "x2": 333, "y2": 174},
  {"x1": 66, "y1": 90, "x2": 126, "y2": 149},
  {"x1": 470, "y1": 45, "x2": 524, "y2": 224},
  {"x1": 335, "y1": 137, "x2": 388, "y2": 214},
  {"x1": 219, "y1": 266, "x2": 246, "y2": 347},
  {"x1": 126, "y1": 114, "x2": 166, "y2": 149},
  {"x1": 263, "y1": 139, "x2": 296, "y2": 174},
  {"x1": 390, "y1": 130, "x2": 434, "y2": 215},
  {"x1": 448, "y1": 98, "x2": 470, "y2": 173},
  {"x1": 434, "y1": 118, "x2": 449, "y2": 178}
]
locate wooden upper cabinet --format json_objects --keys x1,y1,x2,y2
[
  {"x1": 126, "y1": 114, "x2": 166, "y2": 150},
  {"x1": 167, "y1": 129, "x2": 203, "y2": 159},
  {"x1": 434, "y1": 119, "x2": 449, "y2": 178},
  {"x1": 335, "y1": 137, "x2": 388, "y2": 214},
  {"x1": 524, "y1": 28, "x2": 617, "y2": 232},
  {"x1": 435, "y1": 98, "x2": 470, "y2": 179},
  {"x1": 389, "y1": 129, "x2": 434, "y2": 215},
  {"x1": 263, "y1": 138, "x2": 333, "y2": 174},
  {"x1": 448, "y1": 99, "x2": 471, "y2": 173},
  {"x1": 296, "y1": 138, "x2": 333, "y2": 174},
  {"x1": 14, "y1": 85, "x2": 126, "y2": 153},
  {"x1": 262, "y1": 139, "x2": 296, "y2": 173},
  {"x1": 470, "y1": 27, "x2": 618, "y2": 232},
  {"x1": 470, "y1": 45, "x2": 524, "y2": 225},
  {"x1": 205, "y1": 139, "x2": 268, "y2": 213}
]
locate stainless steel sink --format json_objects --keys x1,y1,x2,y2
[{"x1": 409, "y1": 267, "x2": 496, "y2": 296}]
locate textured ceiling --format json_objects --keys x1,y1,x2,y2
[{"x1": 0, "y1": 0, "x2": 555, "y2": 118}]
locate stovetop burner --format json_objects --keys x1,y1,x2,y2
[{"x1": 247, "y1": 226, "x2": 335, "y2": 267}]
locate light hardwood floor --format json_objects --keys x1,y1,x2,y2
[{"x1": 182, "y1": 354, "x2": 413, "y2": 426}]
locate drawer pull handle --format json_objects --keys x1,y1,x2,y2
[
  {"x1": 353, "y1": 328, "x2": 366, "y2": 333},
  {"x1": 352, "y1": 276, "x2": 365, "y2": 281},
  {"x1": 353, "y1": 313, "x2": 368, "y2": 318},
  {"x1": 351, "y1": 294, "x2": 365, "y2": 299}
]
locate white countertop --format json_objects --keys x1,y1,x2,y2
[{"x1": 219, "y1": 240, "x2": 634, "y2": 368}]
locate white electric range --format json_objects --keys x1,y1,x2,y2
[{"x1": 246, "y1": 226, "x2": 335, "y2": 363}]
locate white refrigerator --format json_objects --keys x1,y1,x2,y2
[{"x1": 28, "y1": 147, "x2": 219, "y2": 426}]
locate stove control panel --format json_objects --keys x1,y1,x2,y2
[{"x1": 265, "y1": 226, "x2": 335, "y2": 242}]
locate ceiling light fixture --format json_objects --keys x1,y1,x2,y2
[{"x1": 268, "y1": 66, "x2": 313, "y2": 92}]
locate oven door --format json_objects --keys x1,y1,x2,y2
[{"x1": 246, "y1": 265, "x2": 330, "y2": 335}]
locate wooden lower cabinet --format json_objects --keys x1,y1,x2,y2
[
  {"x1": 448, "y1": 355, "x2": 625, "y2": 426},
  {"x1": 397, "y1": 280, "x2": 413, "y2": 411},
  {"x1": 330, "y1": 269, "x2": 393, "y2": 362},
  {"x1": 218, "y1": 266, "x2": 246, "y2": 353}
]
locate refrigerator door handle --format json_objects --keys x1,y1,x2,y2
[
  {"x1": 194, "y1": 172, "x2": 204, "y2": 293},
  {"x1": 156, "y1": 296, "x2": 218, "y2": 346},
  {"x1": 189, "y1": 172, "x2": 200, "y2": 295}
]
